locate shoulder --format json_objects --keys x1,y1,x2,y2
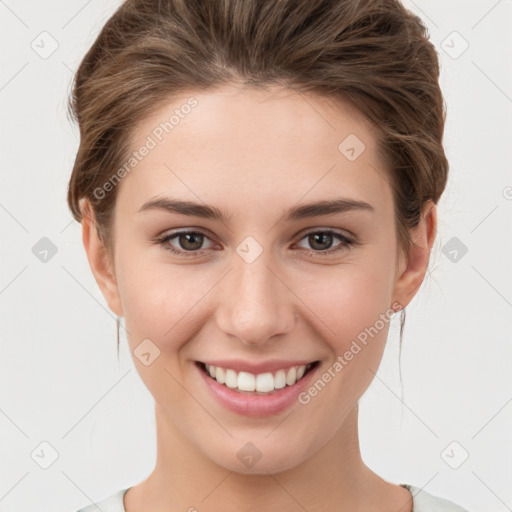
[
  {"x1": 74, "y1": 487, "x2": 130, "y2": 512},
  {"x1": 403, "y1": 484, "x2": 471, "y2": 512}
]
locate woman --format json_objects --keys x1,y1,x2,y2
[{"x1": 67, "y1": 0, "x2": 469, "y2": 510}]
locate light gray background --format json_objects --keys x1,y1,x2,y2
[{"x1": 1, "y1": 1, "x2": 511, "y2": 511}]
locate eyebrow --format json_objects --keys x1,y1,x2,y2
[{"x1": 138, "y1": 196, "x2": 374, "y2": 222}]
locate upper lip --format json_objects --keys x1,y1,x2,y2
[{"x1": 198, "y1": 359, "x2": 318, "y2": 374}]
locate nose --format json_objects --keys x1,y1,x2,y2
[{"x1": 215, "y1": 252, "x2": 296, "y2": 346}]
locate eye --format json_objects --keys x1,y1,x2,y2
[
  {"x1": 155, "y1": 228, "x2": 357, "y2": 258},
  {"x1": 155, "y1": 230, "x2": 215, "y2": 257},
  {"x1": 295, "y1": 229, "x2": 356, "y2": 256}
]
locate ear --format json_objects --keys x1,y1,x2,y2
[
  {"x1": 80, "y1": 198, "x2": 124, "y2": 317},
  {"x1": 391, "y1": 200, "x2": 437, "y2": 310}
]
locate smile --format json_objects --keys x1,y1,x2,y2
[{"x1": 197, "y1": 361, "x2": 319, "y2": 395}]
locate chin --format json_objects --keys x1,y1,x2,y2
[{"x1": 202, "y1": 436, "x2": 313, "y2": 476}]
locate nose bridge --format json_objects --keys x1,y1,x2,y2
[{"x1": 216, "y1": 247, "x2": 294, "y2": 344}]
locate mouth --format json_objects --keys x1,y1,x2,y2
[{"x1": 196, "y1": 360, "x2": 320, "y2": 395}]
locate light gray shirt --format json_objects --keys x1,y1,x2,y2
[{"x1": 74, "y1": 484, "x2": 471, "y2": 511}]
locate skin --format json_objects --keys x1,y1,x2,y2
[{"x1": 81, "y1": 82, "x2": 436, "y2": 512}]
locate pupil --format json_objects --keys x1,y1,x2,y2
[
  {"x1": 180, "y1": 233, "x2": 203, "y2": 250},
  {"x1": 310, "y1": 233, "x2": 332, "y2": 250}
]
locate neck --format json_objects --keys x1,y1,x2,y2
[{"x1": 125, "y1": 402, "x2": 409, "y2": 512}]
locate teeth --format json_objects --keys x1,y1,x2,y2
[
  {"x1": 238, "y1": 371, "x2": 255, "y2": 392},
  {"x1": 215, "y1": 366, "x2": 226, "y2": 384},
  {"x1": 274, "y1": 369, "x2": 286, "y2": 389},
  {"x1": 225, "y1": 369, "x2": 237, "y2": 389},
  {"x1": 286, "y1": 366, "x2": 296, "y2": 386},
  {"x1": 203, "y1": 363, "x2": 312, "y2": 393},
  {"x1": 256, "y1": 373, "x2": 274, "y2": 393}
]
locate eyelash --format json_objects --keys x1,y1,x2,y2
[{"x1": 154, "y1": 229, "x2": 357, "y2": 258}]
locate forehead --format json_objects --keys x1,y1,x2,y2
[{"x1": 116, "y1": 83, "x2": 392, "y2": 217}]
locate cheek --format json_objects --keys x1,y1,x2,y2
[
  {"x1": 302, "y1": 257, "x2": 395, "y2": 347},
  {"x1": 115, "y1": 248, "x2": 211, "y2": 351},
  {"x1": 114, "y1": 256, "x2": 206, "y2": 404},
  {"x1": 297, "y1": 264, "x2": 396, "y2": 416}
]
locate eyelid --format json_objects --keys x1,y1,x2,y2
[
  {"x1": 296, "y1": 226, "x2": 355, "y2": 242},
  {"x1": 293, "y1": 228, "x2": 356, "y2": 253},
  {"x1": 156, "y1": 229, "x2": 217, "y2": 250}
]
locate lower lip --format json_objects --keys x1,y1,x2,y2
[{"x1": 196, "y1": 363, "x2": 319, "y2": 418}]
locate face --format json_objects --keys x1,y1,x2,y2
[{"x1": 83, "y1": 83, "x2": 433, "y2": 475}]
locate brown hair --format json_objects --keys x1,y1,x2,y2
[{"x1": 67, "y1": 0, "x2": 449, "y2": 352}]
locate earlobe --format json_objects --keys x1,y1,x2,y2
[
  {"x1": 80, "y1": 199, "x2": 124, "y2": 318},
  {"x1": 392, "y1": 201, "x2": 437, "y2": 310}
]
